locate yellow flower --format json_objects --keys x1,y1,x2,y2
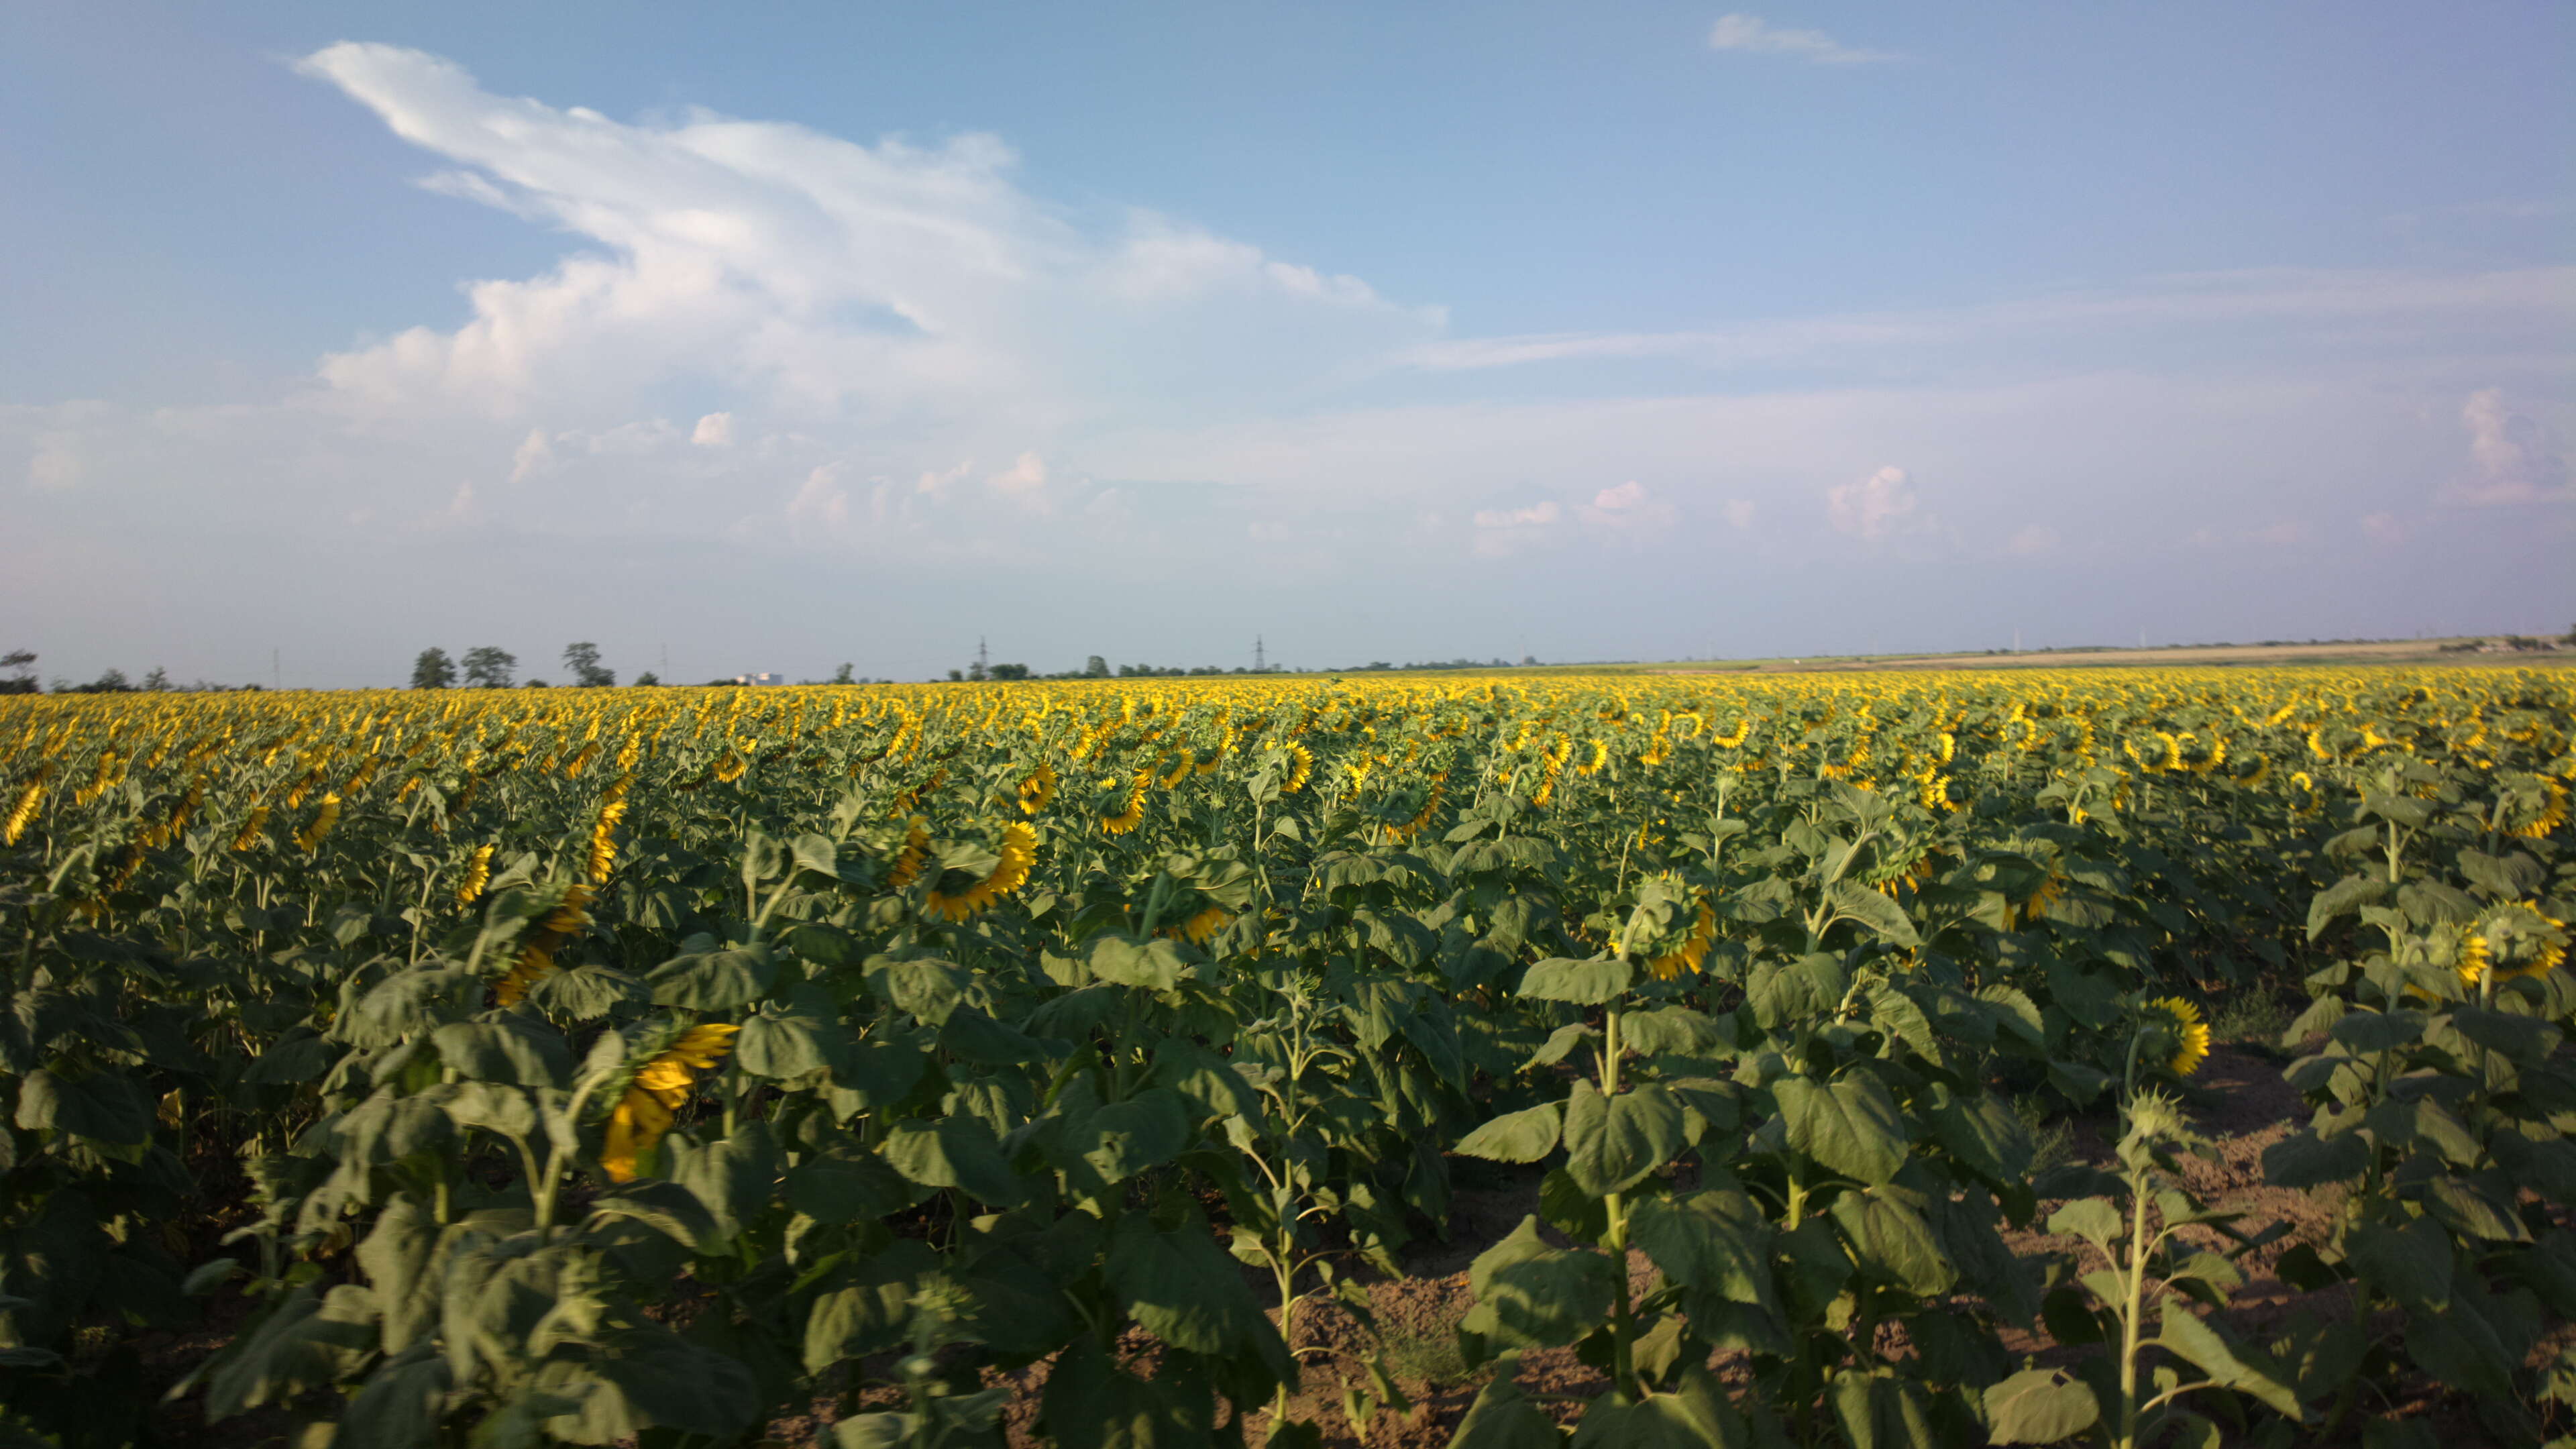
[
  {"x1": 231, "y1": 804, "x2": 272, "y2": 852},
  {"x1": 1102, "y1": 771, "x2": 1148, "y2": 835},
  {"x1": 3, "y1": 771, "x2": 46, "y2": 846},
  {"x1": 888, "y1": 815, "x2": 931, "y2": 887},
  {"x1": 1282, "y1": 743, "x2": 1313, "y2": 794},
  {"x1": 2455, "y1": 928, "x2": 2492, "y2": 987},
  {"x1": 496, "y1": 883, "x2": 593, "y2": 1006},
  {"x1": 2147, "y1": 997, "x2": 2210, "y2": 1077},
  {"x1": 588, "y1": 798, "x2": 627, "y2": 883},
  {"x1": 927, "y1": 822, "x2": 1038, "y2": 922},
  {"x1": 457, "y1": 843, "x2": 495, "y2": 905},
  {"x1": 295, "y1": 792, "x2": 341, "y2": 852},
  {"x1": 1017, "y1": 761, "x2": 1058, "y2": 814},
  {"x1": 600, "y1": 1024, "x2": 739, "y2": 1183},
  {"x1": 1166, "y1": 904, "x2": 1232, "y2": 945},
  {"x1": 1648, "y1": 898, "x2": 1719, "y2": 981}
]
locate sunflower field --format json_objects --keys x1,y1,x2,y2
[{"x1": 1, "y1": 666, "x2": 2570, "y2": 1448}]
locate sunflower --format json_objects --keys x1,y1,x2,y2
[
  {"x1": 3, "y1": 770, "x2": 48, "y2": 846},
  {"x1": 599, "y1": 1024, "x2": 739, "y2": 1183},
  {"x1": 1102, "y1": 772, "x2": 1149, "y2": 835},
  {"x1": 587, "y1": 798, "x2": 627, "y2": 883},
  {"x1": 1646, "y1": 898, "x2": 1719, "y2": 981},
  {"x1": 1166, "y1": 904, "x2": 1232, "y2": 945},
  {"x1": 294, "y1": 793, "x2": 341, "y2": 852},
  {"x1": 888, "y1": 815, "x2": 931, "y2": 888},
  {"x1": 927, "y1": 822, "x2": 1037, "y2": 922},
  {"x1": 1016, "y1": 761, "x2": 1058, "y2": 814},
  {"x1": 496, "y1": 883, "x2": 594, "y2": 1006},
  {"x1": 2146, "y1": 997, "x2": 2210, "y2": 1077},
  {"x1": 457, "y1": 843, "x2": 495, "y2": 906}
]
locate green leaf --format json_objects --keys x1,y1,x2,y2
[
  {"x1": 1828, "y1": 879, "x2": 1921, "y2": 948},
  {"x1": 333, "y1": 1344, "x2": 451, "y2": 1449},
  {"x1": 1570, "y1": 1366, "x2": 1749, "y2": 1446},
  {"x1": 644, "y1": 943, "x2": 776, "y2": 1011},
  {"x1": 881, "y1": 1116, "x2": 1025, "y2": 1207},
  {"x1": 12, "y1": 1067, "x2": 152, "y2": 1147},
  {"x1": 1829, "y1": 1189, "x2": 1955, "y2": 1297},
  {"x1": 2263, "y1": 1130, "x2": 2369, "y2": 1189},
  {"x1": 2328, "y1": 1010, "x2": 2424, "y2": 1055},
  {"x1": 2348, "y1": 1217, "x2": 2453, "y2": 1309},
  {"x1": 1773, "y1": 1073, "x2": 1907, "y2": 1185},
  {"x1": 1927, "y1": 1084, "x2": 2034, "y2": 1186},
  {"x1": 1456, "y1": 1102, "x2": 1564, "y2": 1163},
  {"x1": 804, "y1": 1241, "x2": 938, "y2": 1371},
  {"x1": 1446, "y1": 1363, "x2": 1566, "y2": 1449},
  {"x1": 1628, "y1": 1189, "x2": 1775, "y2": 1309},
  {"x1": 1072, "y1": 1089, "x2": 1191, "y2": 1186},
  {"x1": 1518, "y1": 957, "x2": 1635, "y2": 1005},
  {"x1": 665, "y1": 1120, "x2": 780, "y2": 1240},
  {"x1": 1562, "y1": 1081, "x2": 1687, "y2": 1197},
  {"x1": 2155, "y1": 1304, "x2": 2300, "y2": 1417},
  {"x1": 1982, "y1": 1366, "x2": 2101, "y2": 1444},
  {"x1": 2307, "y1": 876, "x2": 2392, "y2": 940},
  {"x1": 2045, "y1": 1197, "x2": 2122, "y2": 1249},
  {"x1": 1460, "y1": 1217, "x2": 1619, "y2": 1350},
  {"x1": 1827, "y1": 1368, "x2": 1933, "y2": 1449},
  {"x1": 734, "y1": 1000, "x2": 834, "y2": 1079},
  {"x1": 1106, "y1": 1212, "x2": 1295, "y2": 1385}
]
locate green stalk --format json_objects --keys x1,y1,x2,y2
[{"x1": 1601, "y1": 1006, "x2": 1637, "y2": 1400}]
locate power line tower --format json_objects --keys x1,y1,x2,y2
[
  {"x1": 976, "y1": 636, "x2": 989, "y2": 675},
  {"x1": 1253, "y1": 635, "x2": 1267, "y2": 672}
]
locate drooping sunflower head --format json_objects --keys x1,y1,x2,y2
[
  {"x1": 2467, "y1": 904, "x2": 2568, "y2": 985},
  {"x1": 598, "y1": 1021, "x2": 739, "y2": 1183},
  {"x1": 2143, "y1": 996, "x2": 2210, "y2": 1078}
]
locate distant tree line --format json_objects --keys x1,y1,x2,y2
[
  {"x1": 411, "y1": 643, "x2": 628, "y2": 690},
  {"x1": 1, "y1": 651, "x2": 259, "y2": 694}
]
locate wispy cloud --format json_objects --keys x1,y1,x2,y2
[
  {"x1": 1707, "y1": 13, "x2": 1902, "y2": 66},
  {"x1": 2447, "y1": 388, "x2": 2571, "y2": 506}
]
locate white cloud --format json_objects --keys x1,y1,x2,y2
[
  {"x1": 1470, "y1": 500, "x2": 1562, "y2": 557},
  {"x1": 27, "y1": 437, "x2": 84, "y2": 492},
  {"x1": 291, "y1": 42, "x2": 1436, "y2": 432},
  {"x1": 507, "y1": 427, "x2": 555, "y2": 483},
  {"x1": 987, "y1": 451, "x2": 1049, "y2": 496},
  {"x1": 2447, "y1": 388, "x2": 2570, "y2": 505},
  {"x1": 2006, "y1": 524, "x2": 2059, "y2": 556},
  {"x1": 786, "y1": 464, "x2": 850, "y2": 529},
  {"x1": 1707, "y1": 14, "x2": 1902, "y2": 65},
  {"x1": 1578, "y1": 480, "x2": 1679, "y2": 537},
  {"x1": 2360, "y1": 511, "x2": 2406, "y2": 543},
  {"x1": 1721, "y1": 498, "x2": 1757, "y2": 530},
  {"x1": 1826, "y1": 465, "x2": 1919, "y2": 539},
  {"x1": 692, "y1": 411, "x2": 735, "y2": 446},
  {"x1": 2189, "y1": 519, "x2": 2311, "y2": 549}
]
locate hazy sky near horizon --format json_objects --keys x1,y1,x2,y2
[{"x1": 3, "y1": 1, "x2": 2571, "y2": 686}]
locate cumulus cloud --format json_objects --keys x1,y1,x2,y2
[
  {"x1": 2006, "y1": 524, "x2": 2059, "y2": 556},
  {"x1": 506, "y1": 428, "x2": 555, "y2": 484},
  {"x1": 1826, "y1": 465, "x2": 1919, "y2": 539},
  {"x1": 1721, "y1": 498, "x2": 1757, "y2": 529},
  {"x1": 291, "y1": 42, "x2": 1436, "y2": 434},
  {"x1": 786, "y1": 464, "x2": 850, "y2": 530},
  {"x1": 1470, "y1": 500, "x2": 1562, "y2": 557},
  {"x1": 2447, "y1": 388, "x2": 2570, "y2": 505},
  {"x1": 1578, "y1": 480, "x2": 1680, "y2": 537},
  {"x1": 691, "y1": 412, "x2": 735, "y2": 446},
  {"x1": 987, "y1": 451, "x2": 1049, "y2": 496},
  {"x1": 27, "y1": 437, "x2": 84, "y2": 492},
  {"x1": 1707, "y1": 14, "x2": 1902, "y2": 65}
]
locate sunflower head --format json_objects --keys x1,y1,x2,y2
[{"x1": 2142, "y1": 996, "x2": 2210, "y2": 1078}]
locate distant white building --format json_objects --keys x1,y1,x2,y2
[{"x1": 734, "y1": 672, "x2": 783, "y2": 686}]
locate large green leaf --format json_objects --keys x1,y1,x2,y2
[
  {"x1": 1456, "y1": 1102, "x2": 1563, "y2": 1164},
  {"x1": 1447, "y1": 1363, "x2": 1567, "y2": 1449},
  {"x1": 1982, "y1": 1366, "x2": 2100, "y2": 1444},
  {"x1": 881, "y1": 1116, "x2": 1024, "y2": 1207},
  {"x1": 1517, "y1": 957, "x2": 1635, "y2": 1005},
  {"x1": 1773, "y1": 1073, "x2": 1908, "y2": 1185},
  {"x1": 1561, "y1": 1081, "x2": 1686, "y2": 1197},
  {"x1": 1460, "y1": 1216, "x2": 1618, "y2": 1350},
  {"x1": 644, "y1": 943, "x2": 776, "y2": 1011},
  {"x1": 1105, "y1": 1212, "x2": 1294, "y2": 1384},
  {"x1": 12, "y1": 1067, "x2": 152, "y2": 1147},
  {"x1": 1627, "y1": 1189, "x2": 1774, "y2": 1309}
]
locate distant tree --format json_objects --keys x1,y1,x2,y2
[
  {"x1": 561, "y1": 642, "x2": 614, "y2": 688},
  {"x1": 1083, "y1": 655, "x2": 1110, "y2": 678},
  {"x1": 990, "y1": 663, "x2": 1030, "y2": 680},
  {"x1": 633, "y1": 671, "x2": 661, "y2": 687},
  {"x1": 411, "y1": 647, "x2": 458, "y2": 690},
  {"x1": 142, "y1": 667, "x2": 172, "y2": 691},
  {"x1": 831, "y1": 662, "x2": 855, "y2": 684},
  {"x1": 524, "y1": 678, "x2": 551, "y2": 688},
  {"x1": 76, "y1": 668, "x2": 133, "y2": 694},
  {"x1": 460, "y1": 647, "x2": 517, "y2": 689},
  {"x1": 0, "y1": 649, "x2": 34, "y2": 696},
  {"x1": 947, "y1": 669, "x2": 964, "y2": 682}
]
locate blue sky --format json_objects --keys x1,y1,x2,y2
[{"x1": 3, "y1": 1, "x2": 2569, "y2": 685}]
